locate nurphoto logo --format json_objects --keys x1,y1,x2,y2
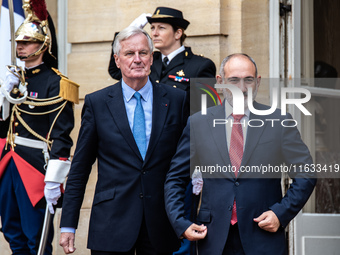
[{"x1": 201, "y1": 84, "x2": 312, "y2": 116}]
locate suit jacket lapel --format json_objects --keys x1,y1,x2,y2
[
  {"x1": 105, "y1": 82, "x2": 142, "y2": 160},
  {"x1": 208, "y1": 104, "x2": 234, "y2": 178},
  {"x1": 143, "y1": 82, "x2": 169, "y2": 165},
  {"x1": 205, "y1": 101, "x2": 270, "y2": 179},
  {"x1": 239, "y1": 102, "x2": 267, "y2": 176}
]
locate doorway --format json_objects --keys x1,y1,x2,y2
[{"x1": 274, "y1": 0, "x2": 340, "y2": 254}]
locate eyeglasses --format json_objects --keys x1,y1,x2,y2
[{"x1": 226, "y1": 77, "x2": 255, "y2": 85}]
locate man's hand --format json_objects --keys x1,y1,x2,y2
[
  {"x1": 182, "y1": 223, "x2": 207, "y2": 241},
  {"x1": 59, "y1": 232, "x2": 76, "y2": 254},
  {"x1": 253, "y1": 210, "x2": 281, "y2": 232}
]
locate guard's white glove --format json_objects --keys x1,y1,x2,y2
[
  {"x1": 0, "y1": 77, "x2": 10, "y2": 120},
  {"x1": 1, "y1": 68, "x2": 19, "y2": 96},
  {"x1": 129, "y1": 13, "x2": 152, "y2": 29},
  {"x1": 44, "y1": 181, "x2": 61, "y2": 214},
  {"x1": 192, "y1": 169, "x2": 203, "y2": 195}
]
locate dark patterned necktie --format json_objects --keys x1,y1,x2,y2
[{"x1": 229, "y1": 114, "x2": 244, "y2": 225}]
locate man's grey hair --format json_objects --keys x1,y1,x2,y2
[
  {"x1": 219, "y1": 53, "x2": 258, "y2": 79},
  {"x1": 113, "y1": 26, "x2": 154, "y2": 56}
]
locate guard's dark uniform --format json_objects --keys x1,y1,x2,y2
[
  {"x1": 0, "y1": 63, "x2": 76, "y2": 254},
  {"x1": 0, "y1": 64, "x2": 75, "y2": 176}
]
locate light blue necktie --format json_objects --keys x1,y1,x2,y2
[{"x1": 133, "y1": 92, "x2": 146, "y2": 159}]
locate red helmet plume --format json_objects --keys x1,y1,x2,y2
[{"x1": 30, "y1": 0, "x2": 48, "y2": 21}]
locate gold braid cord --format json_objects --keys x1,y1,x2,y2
[
  {"x1": 6, "y1": 96, "x2": 67, "y2": 151},
  {"x1": 7, "y1": 65, "x2": 26, "y2": 85}
]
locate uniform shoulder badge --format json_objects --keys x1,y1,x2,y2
[{"x1": 52, "y1": 68, "x2": 80, "y2": 104}]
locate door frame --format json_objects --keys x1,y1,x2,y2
[{"x1": 270, "y1": 0, "x2": 340, "y2": 254}]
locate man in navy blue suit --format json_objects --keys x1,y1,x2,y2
[
  {"x1": 164, "y1": 53, "x2": 316, "y2": 255},
  {"x1": 59, "y1": 26, "x2": 188, "y2": 255}
]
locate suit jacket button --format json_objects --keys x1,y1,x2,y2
[
  {"x1": 139, "y1": 193, "x2": 143, "y2": 199},
  {"x1": 173, "y1": 85, "x2": 177, "y2": 88},
  {"x1": 235, "y1": 182, "x2": 239, "y2": 186},
  {"x1": 142, "y1": 171, "x2": 146, "y2": 175},
  {"x1": 228, "y1": 205, "x2": 233, "y2": 211}
]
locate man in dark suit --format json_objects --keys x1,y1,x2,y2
[
  {"x1": 164, "y1": 53, "x2": 316, "y2": 255},
  {"x1": 108, "y1": 8, "x2": 216, "y2": 255},
  {"x1": 59, "y1": 26, "x2": 188, "y2": 255}
]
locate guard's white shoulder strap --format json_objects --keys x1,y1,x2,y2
[
  {"x1": 0, "y1": 95, "x2": 10, "y2": 120},
  {"x1": 0, "y1": 79, "x2": 10, "y2": 120}
]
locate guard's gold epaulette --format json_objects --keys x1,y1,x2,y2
[{"x1": 52, "y1": 68, "x2": 80, "y2": 104}]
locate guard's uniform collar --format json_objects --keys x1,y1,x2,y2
[{"x1": 25, "y1": 63, "x2": 48, "y2": 79}]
